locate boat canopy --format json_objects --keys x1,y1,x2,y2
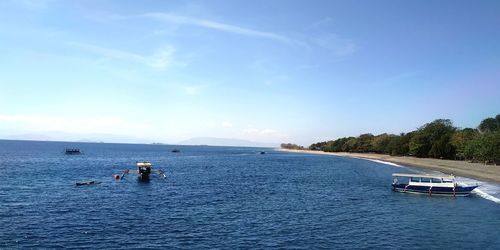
[
  {"x1": 392, "y1": 173, "x2": 454, "y2": 179},
  {"x1": 137, "y1": 162, "x2": 152, "y2": 167}
]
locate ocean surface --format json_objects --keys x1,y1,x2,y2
[{"x1": 1, "y1": 140, "x2": 499, "y2": 249}]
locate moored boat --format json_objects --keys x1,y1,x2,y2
[
  {"x1": 114, "y1": 161, "x2": 166, "y2": 181},
  {"x1": 137, "y1": 161, "x2": 152, "y2": 180},
  {"x1": 65, "y1": 148, "x2": 81, "y2": 155},
  {"x1": 392, "y1": 173, "x2": 478, "y2": 197}
]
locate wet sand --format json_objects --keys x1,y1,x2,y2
[{"x1": 278, "y1": 149, "x2": 500, "y2": 184}]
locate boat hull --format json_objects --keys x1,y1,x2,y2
[
  {"x1": 392, "y1": 184, "x2": 478, "y2": 196},
  {"x1": 138, "y1": 173, "x2": 150, "y2": 181}
]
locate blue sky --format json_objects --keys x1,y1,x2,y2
[{"x1": 0, "y1": 0, "x2": 499, "y2": 145}]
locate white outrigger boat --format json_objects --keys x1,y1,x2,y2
[
  {"x1": 114, "y1": 161, "x2": 166, "y2": 181},
  {"x1": 392, "y1": 173, "x2": 478, "y2": 197}
]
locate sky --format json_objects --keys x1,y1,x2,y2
[{"x1": 0, "y1": 0, "x2": 499, "y2": 145}]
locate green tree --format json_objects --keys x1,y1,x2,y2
[
  {"x1": 329, "y1": 137, "x2": 350, "y2": 152},
  {"x1": 281, "y1": 143, "x2": 304, "y2": 150},
  {"x1": 465, "y1": 132, "x2": 500, "y2": 164},
  {"x1": 409, "y1": 119, "x2": 456, "y2": 158},
  {"x1": 356, "y1": 133, "x2": 374, "y2": 152},
  {"x1": 309, "y1": 115, "x2": 498, "y2": 162},
  {"x1": 387, "y1": 134, "x2": 411, "y2": 156},
  {"x1": 464, "y1": 138, "x2": 480, "y2": 161},
  {"x1": 371, "y1": 133, "x2": 393, "y2": 154},
  {"x1": 409, "y1": 132, "x2": 430, "y2": 157},
  {"x1": 343, "y1": 137, "x2": 358, "y2": 152},
  {"x1": 451, "y1": 128, "x2": 479, "y2": 160},
  {"x1": 309, "y1": 141, "x2": 327, "y2": 151},
  {"x1": 477, "y1": 131, "x2": 500, "y2": 164},
  {"x1": 478, "y1": 117, "x2": 499, "y2": 133}
]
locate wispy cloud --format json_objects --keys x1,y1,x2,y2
[
  {"x1": 112, "y1": 13, "x2": 354, "y2": 56},
  {"x1": 68, "y1": 42, "x2": 180, "y2": 70},
  {"x1": 313, "y1": 34, "x2": 357, "y2": 56},
  {"x1": 141, "y1": 13, "x2": 293, "y2": 44}
]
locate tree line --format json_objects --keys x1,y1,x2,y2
[
  {"x1": 280, "y1": 143, "x2": 305, "y2": 150},
  {"x1": 308, "y1": 115, "x2": 500, "y2": 164}
]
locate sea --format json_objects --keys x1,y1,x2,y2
[{"x1": 0, "y1": 140, "x2": 499, "y2": 249}]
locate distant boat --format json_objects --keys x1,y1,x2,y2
[
  {"x1": 65, "y1": 148, "x2": 81, "y2": 155},
  {"x1": 171, "y1": 149, "x2": 180, "y2": 153},
  {"x1": 392, "y1": 173, "x2": 478, "y2": 197},
  {"x1": 76, "y1": 180, "x2": 99, "y2": 186},
  {"x1": 259, "y1": 151, "x2": 266, "y2": 155}
]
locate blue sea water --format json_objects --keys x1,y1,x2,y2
[{"x1": 0, "y1": 140, "x2": 499, "y2": 249}]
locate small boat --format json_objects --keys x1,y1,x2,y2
[
  {"x1": 259, "y1": 151, "x2": 266, "y2": 155},
  {"x1": 171, "y1": 149, "x2": 180, "y2": 153},
  {"x1": 137, "y1": 161, "x2": 152, "y2": 180},
  {"x1": 392, "y1": 173, "x2": 478, "y2": 197},
  {"x1": 76, "y1": 180, "x2": 99, "y2": 186},
  {"x1": 65, "y1": 148, "x2": 81, "y2": 155},
  {"x1": 115, "y1": 162, "x2": 166, "y2": 181}
]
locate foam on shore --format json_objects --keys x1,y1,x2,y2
[
  {"x1": 364, "y1": 158, "x2": 404, "y2": 168},
  {"x1": 455, "y1": 176, "x2": 500, "y2": 204},
  {"x1": 473, "y1": 189, "x2": 500, "y2": 204}
]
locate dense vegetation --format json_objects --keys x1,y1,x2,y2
[
  {"x1": 280, "y1": 143, "x2": 305, "y2": 150},
  {"x1": 308, "y1": 115, "x2": 500, "y2": 164}
]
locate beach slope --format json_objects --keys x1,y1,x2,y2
[{"x1": 278, "y1": 149, "x2": 500, "y2": 184}]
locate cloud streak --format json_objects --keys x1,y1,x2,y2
[
  {"x1": 114, "y1": 13, "x2": 354, "y2": 53},
  {"x1": 68, "y1": 42, "x2": 179, "y2": 70},
  {"x1": 313, "y1": 34, "x2": 357, "y2": 56},
  {"x1": 142, "y1": 13, "x2": 293, "y2": 44}
]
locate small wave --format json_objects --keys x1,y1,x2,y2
[
  {"x1": 454, "y1": 176, "x2": 500, "y2": 204},
  {"x1": 473, "y1": 189, "x2": 500, "y2": 204}
]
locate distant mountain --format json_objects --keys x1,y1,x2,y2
[
  {"x1": 5, "y1": 133, "x2": 52, "y2": 141},
  {"x1": 2, "y1": 131, "x2": 150, "y2": 144},
  {"x1": 179, "y1": 137, "x2": 277, "y2": 148}
]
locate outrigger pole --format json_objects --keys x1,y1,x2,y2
[{"x1": 114, "y1": 168, "x2": 166, "y2": 180}]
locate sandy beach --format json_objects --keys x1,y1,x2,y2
[{"x1": 278, "y1": 149, "x2": 500, "y2": 184}]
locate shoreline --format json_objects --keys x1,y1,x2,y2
[{"x1": 277, "y1": 148, "x2": 500, "y2": 184}]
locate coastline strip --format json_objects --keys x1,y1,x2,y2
[{"x1": 277, "y1": 149, "x2": 500, "y2": 185}]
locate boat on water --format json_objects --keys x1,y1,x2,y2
[
  {"x1": 65, "y1": 148, "x2": 81, "y2": 155},
  {"x1": 171, "y1": 149, "x2": 180, "y2": 153},
  {"x1": 392, "y1": 173, "x2": 478, "y2": 197},
  {"x1": 76, "y1": 180, "x2": 100, "y2": 186},
  {"x1": 115, "y1": 161, "x2": 166, "y2": 181},
  {"x1": 137, "y1": 161, "x2": 153, "y2": 180}
]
